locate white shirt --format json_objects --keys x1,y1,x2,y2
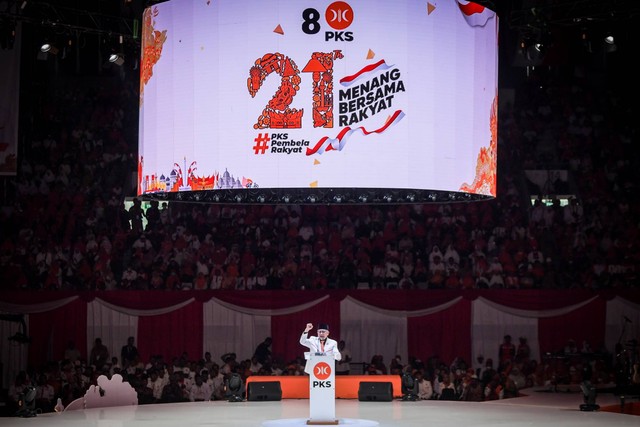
[{"x1": 299, "y1": 333, "x2": 342, "y2": 374}]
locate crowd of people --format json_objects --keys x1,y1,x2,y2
[
  {"x1": 0, "y1": 57, "x2": 638, "y2": 294},
  {"x1": 7, "y1": 331, "x2": 632, "y2": 415}
]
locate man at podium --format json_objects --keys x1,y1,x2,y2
[{"x1": 300, "y1": 322, "x2": 342, "y2": 374}]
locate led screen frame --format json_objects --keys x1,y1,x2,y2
[{"x1": 138, "y1": 0, "x2": 498, "y2": 204}]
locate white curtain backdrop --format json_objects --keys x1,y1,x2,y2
[
  {"x1": 605, "y1": 296, "x2": 640, "y2": 354},
  {"x1": 340, "y1": 297, "x2": 407, "y2": 369},
  {"x1": 87, "y1": 300, "x2": 139, "y2": 364},
  {"x1": 471, "y1": 298, "x2": 539, "y2": 366},
  {"x1": 202, "y1": 299, "x2": 271, "y2": 362}
]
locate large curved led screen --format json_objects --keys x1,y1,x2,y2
[{"x1": 138, "y1": 0, "x2": 498, "y2": 202}]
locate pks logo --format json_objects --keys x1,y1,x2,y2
[
  {"x1": 313, "y1": 362, "x2": 332, "y2": 380},
  {"x1": 325, "y1": 1, "x2": 353, "y2": 31},
  {"x1": 301, "y1": 1, "x2": 354, "y2": 42}
]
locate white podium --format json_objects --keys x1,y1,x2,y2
[{"x1": 307, "y1": 353, "x2": 338, "y2": 425}]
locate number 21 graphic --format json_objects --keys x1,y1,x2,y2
[{"x1": 247, "y1": 50, "x2": 343, "y2": 129}]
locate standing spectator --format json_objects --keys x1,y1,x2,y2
[
  {"x1": 121, "y1": 336, "x2": 139, "y2": 370},
  {"x1": 128, "y1": 198, "x2": 145, "y2": 233},
  {"x1": 516, "y1": 336, "x2": 531, "y2": 363},
  {"x1": 498, "y1": 335, "x2": 516, "y2": 372},
  {"x1": 89, "y1": 337, "x2": 109, "y2": 370},
  {"x1": 253, "y1": 337, "x2": 273, "y2": 365},
  {"x1": 335, "y1": 340, "x2": 352, "y2": 375}
]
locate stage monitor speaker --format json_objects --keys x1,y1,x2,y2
[
  {"x1": 358, "y1": 381, "x2": 393, "y2": 402},
  {"x1": 247, "y1": 381, "x2": 282, "y2": 401}
]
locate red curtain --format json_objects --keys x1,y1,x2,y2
[
  {"x1": 538, "y1": 297, "x2": 606, "y2": 355},
  {"x1": 27, "y1": 298, "x2": 87, "y2": 368},
  {"x1": 137, "y1": 300, "x2": 203, "y2": 364},
  {"x1": 407, "y1": 298, "x2": 472, "y2": 365}
]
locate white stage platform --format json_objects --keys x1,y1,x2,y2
[{"x1": 2, "y1": 388, "x2": 636, "y2": 427}]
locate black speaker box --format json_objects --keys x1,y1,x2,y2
[
  {"x1": 247, "y1": 381, "x2": 282, "y2": 401},
  {"x1": 357, "y1": 381, "x2": 393, "y2": 401}
]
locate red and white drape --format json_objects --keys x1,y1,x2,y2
[{"x1": 1, "y1": 290, "x2": 638, "y2": 389}]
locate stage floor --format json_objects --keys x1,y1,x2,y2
[{"x1": 2, "y1": 387, "x2": 637, "y2": 427}]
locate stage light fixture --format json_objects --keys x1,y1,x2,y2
[
  {"x1": 579, "y1": 380, "x2": 599, "y2": 411},
  {"x1": 604, "y1": 33, "x2": 615, "y2": 45},
  {"x1": 40, "y1": 42, "x2": 58, "y2": 54},
  {"x1": 226, "y1": 373, "x2": 244, "y2": 402},
  {"x1": 109, "y1": 52, "x2": 125, "y2": 66},
  {"x1": 579, "y1": 364, "x2": 599, "y2": 411},
  {"x1": 16, "y1": 386, "x2": 38, "y2": 417},
  {"x1": 107, "y1": 35, "x2": 125, "y2": 65},
  {"x1": 401, "y1": 373, "x2": 419, "y2": 401},
  {"x1": 603, "y1": 32, "x2": 617, "y2": 53}
]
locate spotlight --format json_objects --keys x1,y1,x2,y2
[
  {"x1": 406, "y1": 193, "x2": 416, "y2": 202},
  {"x1": 40, "y1": 43, "x2": 58, "y2": 54},
  {"x1": 109, "y1": 52, "x2": 125, "y2": 66},
  {"x1": 401, "y1": 373, "x2": 419, "y2": 401},
  {"x1": 383, "y1": 194, "x2": 393, "y2": 203},
  {"x1": 234, "y1": 194, "x2": 243, "y2": 203},
  {"x1": 282, "y1": 194, "x2": 291, "y2": 203},
  {"x1": 226, "y1": 373, "x2": 244, "y2": 402},
  {"x1": 107, "y1": 35, "x2": 125, "y2": 65},
  {"x1": 307, "y1": 195, "x2": 317, "y2": 203},
  {"x1": 333, "y1": 194, "x2": 343, "y2": 203},
  {"x1": 257, "y1": 194, "x2": 266, "y2": 203},
  {"x1": 358, "y1": 194, "x2": 368, "y2": 203},
  {"x1": 603, "y1": 33, "x2": 617, "y2": 53}
]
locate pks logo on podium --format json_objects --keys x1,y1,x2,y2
[{"x1": 312, "y1": 361, "x2": 332, "y2": 388}]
